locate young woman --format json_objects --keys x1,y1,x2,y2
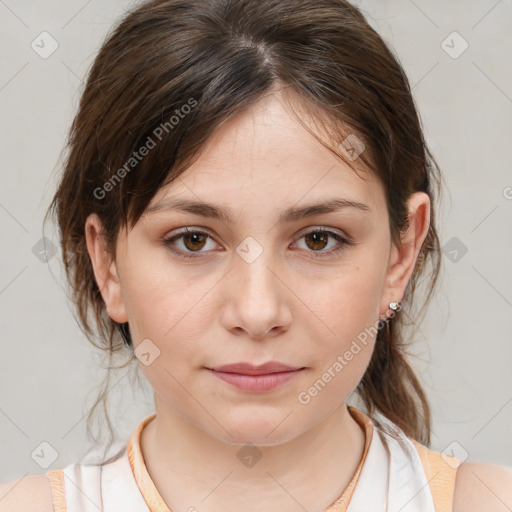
[{"x1": 2, "y1": 0, "x2": 511, "y2": 510}]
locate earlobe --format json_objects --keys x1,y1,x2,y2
[
  {"x1": 84, "y1": 213, "x2": 128, "y2": 324},
  {"x1": 380, "y1": 192, "x2": 431, "y2": 312}
]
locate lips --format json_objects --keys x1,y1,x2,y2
[
  {"x1": 207, "y1": 362, "x2": 305, "y2": 375},
  {"x1": 205, "y1": 363, "x2": 306, "y2": 392}
]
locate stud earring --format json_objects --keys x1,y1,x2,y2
[
  {"x1": 389, "y1": 301, "x2": 402, "y2": 311},
  {"x1": 379, "y1": 301, "x2": 403, "y2": 322}
]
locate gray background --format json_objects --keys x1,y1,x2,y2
[{"x1": 1, "y1": 0, "x2": 511, "y2": 484}]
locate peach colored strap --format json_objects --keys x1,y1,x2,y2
[
  {"x1": 127, "y1": 415, "x2": 172, "y2": 511},
  {"x1": 45, "y1": 469, "x2": 67, "y2": 512},
  {"x1": 323, "y1": 407, "x2": 375, "y2": 511},
  {"x1": 411, "y1": 440, "x2": 461, "y2": 512}
]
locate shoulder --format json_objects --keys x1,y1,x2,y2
[
  {"x1": 409, "y1": 439, "x2": 512, "y2": 511},
  {"x1": 453, "y1": 462, "x2": 512, "y2": 512},
  {"x1": 0, "y1": 473, "x2": 54, "y2": 512}
]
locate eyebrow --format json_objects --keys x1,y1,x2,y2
[{"x1": 144, "y1": 197, "x2": 371, "y2": 224}]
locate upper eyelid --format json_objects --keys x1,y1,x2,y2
[{"x1": 167, "y1": 225, "x2": 346, "y2": 238}]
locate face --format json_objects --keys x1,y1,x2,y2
[{"x1": 86, "y1": 89, "x2": 429, "y2": 446}]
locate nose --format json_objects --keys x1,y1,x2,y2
[{"x1": 220, "y1": 244, "x2": 292, "y2": 342}]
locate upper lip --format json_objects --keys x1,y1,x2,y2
[{"x1": 207, "y1": 362, "x2": 305, "y2": 375}]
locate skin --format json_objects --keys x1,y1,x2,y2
[{"x1": 84, "y1": 88, "x2": 431, "y2": 512}]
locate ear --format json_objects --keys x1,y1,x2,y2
[
  {"x1": 84, "y1": 213, "x2": 128, "y2": 324},
  {"x1": 380, "y1": 191, "x2": 431, "y2": 317}
]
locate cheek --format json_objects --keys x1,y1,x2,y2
[
  {"x1": 120, "y1": 247, "x2": 214, "y2": 341},
  {"x1": 299, "y1": 295, "x2": 378, "y2": 412},
  {"x1": 312, "y1": 262, "x2": 384, "y2": 336},
  {"x1": 303, "y1": 261, "x2": 383, "y2": 378}
]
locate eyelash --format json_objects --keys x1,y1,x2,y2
[{"x1": 162, "y1": 227, "x2": 352, "y2": 261}]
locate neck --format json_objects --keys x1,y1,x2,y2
[{"x1": 140, "y1": 397, "x2": 366, "y2": 512}]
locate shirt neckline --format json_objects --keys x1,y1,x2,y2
[{"x1": 127, "y1": 405, "x2": 374, "y2": 512}]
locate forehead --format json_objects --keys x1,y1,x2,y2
[{"x1": 146, "y1": 91, "x2": 386, "y2": 220}]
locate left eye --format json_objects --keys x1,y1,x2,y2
[
  {"x1": 162, "y1": 228, "x2": 350, "y2": 260},
  {"x1": 293, "y1": 229, "x2": 349, "y2": 256}
]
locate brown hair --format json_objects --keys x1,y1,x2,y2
[{"x1": 44, "y1": 0, "x2": 443, "y2": 454}]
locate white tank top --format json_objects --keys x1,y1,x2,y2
[
  {"x1": 47, "y1": 408, "x2": 461, "y2": 511},
  {"x1": 63, "y1": 446, "x2": 149, "y2": 511}
]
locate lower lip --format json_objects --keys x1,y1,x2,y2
[{"x1": 206, "y1": 369, "x2": 305, "y2": 392}]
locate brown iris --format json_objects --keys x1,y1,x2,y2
[
  {"x1": 183, "y1": 232, "x2": 208, "y2": 251},
  {"x1": 304, "y1": 231, "x2": 329, "y2": 251}
]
